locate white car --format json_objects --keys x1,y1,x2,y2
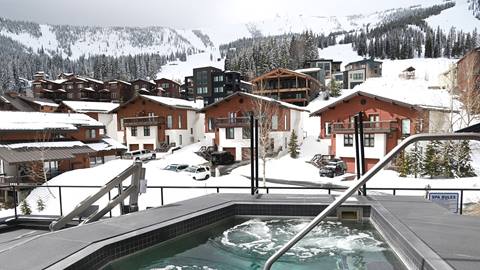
[
  {"x1": 183, "y1": 165, "x2": 211, "y2": 180},
  {"x1": 123, "y1": 149, "x2": 156, "y2": 161}
]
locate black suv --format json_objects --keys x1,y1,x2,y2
[
  {"x1": 211, "y1": 151, "x2": 235, "y2": 165},
  {"x1": 319, "y1": 159, "x2": 347, "y2": 178}
]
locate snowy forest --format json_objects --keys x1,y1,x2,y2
[
  {"x1": 222, "y1": 2, "x2": 479, "y2": 79},
  {"x1": 0, "y1": 34, "x2": 186, "y2": 91}
]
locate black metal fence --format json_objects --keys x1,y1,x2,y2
[{"x1": 1, "y1": 184, "x2": 480, "y2": 222}]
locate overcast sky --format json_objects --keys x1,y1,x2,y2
[{"x1": 0, "y1": 0, "x2": 431, "y2": 28}]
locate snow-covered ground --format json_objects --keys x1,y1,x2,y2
[
  {"x1": 425, "y1": 0, "x2": 480, "y2": 33},
  {"x1": 156, "y1": 49, "x2": 224, "y2": 82}
]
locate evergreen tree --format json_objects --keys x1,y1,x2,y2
[
  {"x1": 421, "y1": 141, "x2": 442, "y2": 178},
  {"x1": 328, "y1": 79, "x2": 341, "y2": 97},
  {"x1": 397, "y1": 150, "x2": 411, "y2": 177},
  {"x1": 288, "y1": 130, "x2": 300, "y2": 159},
  {"x1": 36, "y1": 198, "x2": 46, "y2": 212},
  {"x1": 20, "y1": 200, "x2": 32, "y2": 215},
  {"x1": 440, "y1": 141, "x2": 455, "y2": 178},
  {"x1": 455, "y1": 140, "x2": 476, "y2": 177},
  {"x1": 408, "y1": 143, "x2": 423, "y2": 178}
]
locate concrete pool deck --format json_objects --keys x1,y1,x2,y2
[{"x1": 0, "y1": 194, "x2": 478, "y2": 270}]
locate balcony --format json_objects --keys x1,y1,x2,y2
[
  {"x1": 215, "y1": 117, "x2": 250, "y2": 128},
  {"x1": 123, "y1": 116, "x2": 165, "y2": 127},
  {"x1": 332, "y1": 121, "x2": 398, "y2": 134}
]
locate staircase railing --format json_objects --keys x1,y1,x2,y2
[
  {"x1": 263, "y1": 132, "x2": 480, "y2": 270},
  {"x1": 49, "y1": 161, "x2": 144, "y2": 231}
]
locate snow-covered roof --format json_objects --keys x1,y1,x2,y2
[
  {"x1": 140, "y1": 95, "x2": 202, "y2": 110},
  {"x1": 32, "y1": 100, "x2": 59, "y2": 107},
  {"x1": 3, "y1": 141, "x2": 86, "y2": 149},
  {"x1": 0, "y1": 111, "x2": 104, "y2": 131},
  {"x1": 200, "y1": 92, "x2": 309, "y2": 112},
  {"x1": 295, "y1": 67, "x2": 322, "y2": 73},
  {"x1": 62, "y1": 101, "x2": 120, "y2": 113},
  {"x1": 240, "y1": 80, "x2": 253, "y2": 85},
  {"x1": 84, "y1": 77, "x2": 104, "y2": 85},
  {"x1": 87, "y1": 137, "x2": 127, "y2": 151}
]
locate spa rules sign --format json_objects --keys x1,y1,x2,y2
[{"x1": 428, "y1": 192, "x2": 459, "y2": 213}]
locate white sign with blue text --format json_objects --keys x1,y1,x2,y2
[{"x1": 428, "y1": 192, "x2": 459, "y2": 213}]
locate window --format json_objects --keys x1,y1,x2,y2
[
  {"x1": 131, "y1": 127, "x2": 137, "y2": 136},
  {"x1": 208, "y1": 118, "x2": 214, "y2": 132},
  {"x1": 78, "y1": 83, "x2": 84, "y2": 89},
  {"x1": 272, "y1": 115, "x2": 278, "y2": 130},
  {"x1": 134, "y1": 85, "x2": 139, "y2": 90},
  {"x1": 85, "y1": 129, "x2": 96, "y2": 139},
  {"x1": 214, "y1": 97, "x2": 223, "y2": 102},
  {"x1": 325, "y1": 122, "x2": 332, "y2": 137},
  {"x1": 402, "y1": 119, "x2": 411, "y2": 136},
  {"x1": 226, "y1": 127, "x2": 235, "y2": 139},
  {"x1": 143, "y1": 126, "x2": 150, "y2": 136},
  {"x1": 162, "y1": 83, "x2": 170, "y2": 88},
  {"x1": 196, "y1": 87, "x2": 208, "y2": 94},
  {"x1": 214, "y1": 75, "x2": 224, "y2": 82},
  {"x1": 35, "y1": 84, "x2": 42, "y2": 89},
  {"x1": 364, "y1": 134, "x2": 375, "y2": 147},
  {"x1": 369, "y1": 114, "x2": 380, "y2": 128},
  {"x1": 353, "y1": 73, "x2": 364, "y2": 80},
  {"x1": 111, "y1": 92, "x2": 118, "y2": 99},
  {"x1": 284, "y1": 114, "x2": 288, "y2": 130},
  {"x1": 344, "y1": 134, "x2": 354, "y2": 147},
  {"x1": 242, "y1": 127, "x2": 251, "y2": 139},
  {"x1": 167, "y1": 115, "x2": 173, "y2": 129},
  {"x1": 178, "y1": 115, "x2": 182, "y2": 129},
  {"x1": 67, "y1": 93, "x2": 74, "y2": 99},
  {"x1": 214, "y1": 86, "x2": 224, "y2": 93},
  {"x1": 67, "y1": 84, "x2": 73, "y2": 90}
]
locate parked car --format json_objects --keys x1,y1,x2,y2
[
  {"x1": 163, "y1": 164, "x2": 189, "y2": 172},
  {"x1": 319, "y1": 160, "x2": 347, "y2": 178},
  {"x1": 183, "y1": 165, "x2": 211, "y2": 180},
  {"x1": 210, "y1": 151, "x2": 235, "y2": 165},
  {"x1": 123, "y1": 149, "x2": 156, "y2": 161}
]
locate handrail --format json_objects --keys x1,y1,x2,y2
[
  {"x1": 49, "y1": 161, "x2": 143, "y2": 231},
  {"x1": 263, "y1": 132, "x2": 480, "y2": 270}
]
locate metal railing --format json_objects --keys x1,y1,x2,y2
[
  {"x1": 2, "y1": 184, "x2": 479, "y2": 225},
  {"x1": 263, "y1": 132, "x2": 480, "y2": 270},
  {"x1": 123, "y1": 116, "x2": 165, "y2": 127},
  {"x1": 49, "y1": 161, "x2": 144, "y2": 231},
  {"x1": 332, "y1": 120, "x2": 398, "y2": 133},
  {"x1": 214, "y1": 117, "x2": 250, "y2": 127}
]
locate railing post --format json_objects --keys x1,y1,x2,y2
[
  {"x1": 216, "y1": 187, "x2": 220, "y2": 193},
  {"x1": 358, "y1": 112, "x2": 366, "y2": 196},
  {"x1": 108, "y1": 191, "x2": 112, "y2": 218},
  {"x1": 250, "y1": 114, "x2": 255, "y2": 195},
  {"x1": 58, "y1": 186, "x2": 63, "y2": 216},
  {"x1": 12, "y1": 186, "x2": 17, "y2": 220},
  {"x1": 393, "y1": 189, "x2": 396, "y2": 196},
  {"x1": 161, "y1": 187, "x2": 164, "y2": 206},
  {"x1": 255, "y1": 118, "x2": 259, "y2": 194},
  {"x1": 460, "y1": 189, "x2": 464, "y2": 215}
]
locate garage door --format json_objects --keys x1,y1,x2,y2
[
  {"x1": 223, "y1": 147, "x2": 236, "y2": 160},
  {"x1": 129, "y1": 144, "x2": 139, "y2": 151},
  {"x1": 143, "y1": 144, "x2": 154, "y2": 150}
]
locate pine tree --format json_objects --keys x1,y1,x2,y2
[
  {"x1": 288, "y1": 130, "x2": 300, "y2": 158},
  {"x1": 20, "y1": 200, "x2": 32, "y2": 215},
  {"x1": 329, "y1": 79, "x2": 341, "y2": 97},
  {"x1": 455, "y1": 140, "x2": 476, "y2": 177},
  {"x1": 421, "y1": 141, "x2": 442, "y2": 178},
  {"x1": 440, "y1": 141, "x2": 455, "y2": 178},
  {"x1": 408, "y1": 143, "x2": 422, "y2": 178},
  {"x1": 36, "y1": 198, "x2": 46, "y2": 212},
  {"x1": 397, "y1": 150, "x2": 411, "y2": 177}
]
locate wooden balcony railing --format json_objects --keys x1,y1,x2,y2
[
  {"x1": 215, "y1": 117, "x2": 250, "y2": 128},
  {"x1": 123, "y1": 116, "x2": 165, "y2": 127},
  {"x1": 332, "y1": 120, "x2": 398, "y2": 133}
]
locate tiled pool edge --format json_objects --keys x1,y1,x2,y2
[{"x1": 370, "y1": 202, "x2": 454, "y2": 270}]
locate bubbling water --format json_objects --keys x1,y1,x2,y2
[{"x1": 215, "y1": 219, "x2": 386, "y2": 262}]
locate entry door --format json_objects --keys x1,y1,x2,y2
[{"x1": 369, "y1": 114, "x2": 380, "y2": 128}]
